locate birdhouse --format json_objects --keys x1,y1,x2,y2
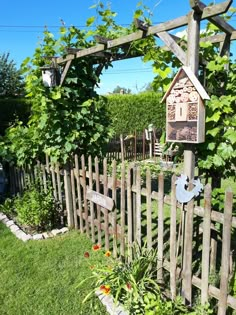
[
  {"x1": 41, "y1": 65, "x2": 60, "y2": 87},
  {"x1": 162, "y1": 66, "x2": 210, "y2": 144}
]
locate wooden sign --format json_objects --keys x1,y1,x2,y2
[
  {"x1": 86, "y1": 189, "x2": 114, "y2": 210},
  {"x1": 162, "y1": 66, "x2": 210, "y2": 144}
]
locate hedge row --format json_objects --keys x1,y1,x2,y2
[{"x1": 104, "y1": 92, "x2": 166, "y2": 135}]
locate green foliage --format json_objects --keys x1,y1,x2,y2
[
  {"x1": 0, "y1": 52, "x2": 24, "y2": 97},
  {"x1": 14, "y1": 184, "x2": 56, "y2": 230},
  {"x1": 105, "y1": 92, "x2": 165, "y2": 134},
  {"x1": 1, "y1": 180, "x2": 57, "y2": 231}
]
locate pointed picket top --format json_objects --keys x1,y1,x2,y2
[{"x1": 162, "y1": 66, "x2": 210, "y2": 103}]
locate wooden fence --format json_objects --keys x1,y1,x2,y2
[{"x1": 9, "y1": 155, "x2": 236, "y2": 315}]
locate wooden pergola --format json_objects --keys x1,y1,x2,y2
[{"x1": 41, "y1": 1, "x2": 236, "y2": 311}]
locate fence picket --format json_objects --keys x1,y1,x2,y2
[
  {"x1": 88, "y1": 156, "x2": 95, "y2": 243},
  {"x1": 95, "y1": 157, "x2": 102, "y2": 244},
  {"x1": 74, "y1": 155, "x2": 83, "y2": 233},
  {"x1": 201, "y1": 184, "x2": 212, "y2": 304},
  {"x1": 81, "y1": 155, "x2": 89, "y2": 236},
  {"x1": 218, "y1": 188, "x2": 233, "y2": 315},
  {"x1": 71, "y1": 168, "x2": 78, "y2": 230},
  {"x1": 136, "y1": 166, "x2": 141, "y2": 247},
  {"x1": 112, "y1": 159, "x2": 117, "y2": 258},
  {"x1": 127, "y1": 165, "x2": 133, "y2": 262},
  {"x1": 157, "y1": 173, "x2": 164, "y2": 283},
  {"x1": 170, "y1": 174, "x2": 177, "y2": 300},
  {"x1": 120, "y1": 161, "x2": 126, "y2": 258},
  {"x1": 103, "y1": 158, "x2": 109, "y2": 250},
  {"x1": 146, "y1": 169, "x2": 152, "y2": 250}
]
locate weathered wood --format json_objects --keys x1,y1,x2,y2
[
  {"x1": 86, "y1": 189, "x2": 114, "y2": 210},
  {"x1": 199, "y1": 1, "x2": 234, "y2": 34},
  {"x1": 136, "y1": 166, "x2": 142, "y2": 247},
  {"x1": 81, "y1": 155, "x2": 89, "y2": 236},
  {"x1": 95, "y1": 156, "x2": 102, "y2": 244},
  {"x1": 201, "y1": 184, "x2": 212, "y2": 305},
  {"x1": 74, "y1": 155, "x2": 83, "y2": 233},
  {"x1": 107, "y1": 30, "x2": 145, "y2": 49},
  {"x1": 182, "y1": 187, "x2": 195, "y2": 304},
  {"x1": 127, "y1": 165, "x2": 133, "y2": 262},
  {"x1": 157, "y1": 31, "x2": 187, "y2": 65},
  {"x1": 71, "y1": 168, "x2": 78, "y2": 230},
  {"x1": 56, "y1": 163, "x2": 63, "y2": 225},
  {"x1": 120, "y1": 161, "x2": 126, "y2": 258},
  {"x1": 64, "y1": 165, "x2": 74, "y2": 228},
  {"x1": 170, "y1": 174, "x2": 177, "y2": 300},
  {"x1": 50, "y1": 162, "x2": 58, "y2": 201},
  {"x1": 88, "y1": 156, "x2": 95, "y2": 243},
  {"x1": 60, "y1": 60, "x2": 72, "y2": 86},
  {"x1": 157, "y1": 173, "x2": 164, "y2": 283},
  {"x1": 120, "y1": 134, "x2": 124, "y2": 162},
  {"x1": 146, "y1": 169, "x2": 152, "y2": 250},
  {"x1": 111, "y1": 160, "x2": 117, "y2": 258},
  {"x1": 218, "y1": 188, "x2": 233, "y2": 315},
  {"x1": 103, "y1": 158, "x2": 109, "y2": 250}
]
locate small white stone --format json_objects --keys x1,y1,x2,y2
[
  {"x1": 10, "y1": 224, "x2": 20, "y2": 233},
  {"x1": 42, "y1": 232, "x2": 50, "y2": 239},
  {"x1": 6, "y1": 220, "x2": 15, "y2": 227},
  {"x1": 0, "y1": 213, "x2": 7, "y2": 221},
  {"x1": 21, "y1": 234, "x2": 32, "y2": 242},
  {"x1": 2, "y1": 217, "x2": 9, "y2": 224},
  {"x1": 51, "y1": 229, "x2": 62, "y2": 236},
  {"x1": 60, "y1": 227, "x2": 69, "y2": 234},
  {"x1": 33, "y1": 234, "x2": 44, "y2": 240}
]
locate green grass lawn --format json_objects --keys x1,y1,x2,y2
[{"x1": 0, "y1": 223, "x2": 108, "y2": 315}]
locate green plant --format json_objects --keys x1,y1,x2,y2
[
  {"x1": 0, "y1": 197, "x2": 16, "y2": 217},
  {"x1": 13, "y1": 183, "x2": 57, "y2": 231},
  {"x1": 78, "y1": 242, "x2": 162, "y2": 314}
]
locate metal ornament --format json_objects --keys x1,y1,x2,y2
[{"x1": 175, "y1": 174, "x2": 203, "y2": 204}]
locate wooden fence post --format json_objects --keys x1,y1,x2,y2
[
  {"x1": 157, "y1": 173, "x2": 164, "y2": 283},
  {"x1": 218, "y1": 188, "x2": 233, "y2": 315},
  {"x1": 170, "y1": 174, "x2": 177, "y2": 300}
]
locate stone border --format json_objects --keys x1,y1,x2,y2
[
  {"x1": 96, "y1": 291, "x2": 129, "y2": 315},
  {"x1": 0, "y1": 212, "x2": 69, "y2": 242}
]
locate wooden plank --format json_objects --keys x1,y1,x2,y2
[
  {"x1": 146, "y1": 169, "x2": 152, "y2": 250},
  {"x1": 71, "y1": 168, "x2": 78, "y2": 230},
  {"x1": 218, "y1": 188, "x2": 233, "y2": 315},
  {"x1": 50, "y1": 162, "x2": 58, "y2": 201},
  {"x1": 74, "y1": 155, "x2": 83, "y2": 233},
  {"x1": 56, "y1": 163, "x2": 64, "y2": 225},
  {"x1": 136, "y1": 166, "x2": 142, "y2": 247},
  {"x1": 64, "y1": 165, "x2": 74, "y2": 228},
  {"x1": 81, "y1": 155, "x2": 89, "y2": 236},
  {"x1": 157, "y1": 31, "x2": 187, "y2": 65},
  {"x1": 95, "y1": 156, "x2": 102, "y2": 244},
  {"x1": 201, "y1": 184, "x2": 212, "y2": 305},
  {"x1": 157, "y1": 173, "x2": 164, "y2": 283},
  {"x1": 111, "y1": 160, "x2": 117, "y2": 258},
  {"x1": 148, "y1": 15, "x2": 189, "y2": 35},
  {"x1": 107, "y1": 30, "x2": 144, "y2": 49},
  {"x1": 88, "y1": 156, "x2": 95, "y2": 243},
  {"x1": 127, "y1": 165, "x2": 133, "y2": 262},
  {"x1": 86, "y1": 189, "x2": 114, "y2": 210},
  {"x1": 170, "y1": 174, "x2": 177, "y2": 300},
  {"x1": 120, "y1": 161, "x2": 126, "y2": 258},
  {"x1": 60, "y1": 60, "x2": 72, "y2": 86},
  {"x1": 199, "y1": 1, "x2": 235, "y2": 34},
  {"x1": 103, "y1": 158, "x2": 109, "y2": 250}
]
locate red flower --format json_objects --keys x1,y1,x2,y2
[
  {"x1": 84, "y1": 252, "x2": 90, "y2": 258},
  {"x1": 126, "y1": 283, "x2": 132, "y2": 290},
  {"x1": 92, "y1": 244, "x2": 101, "y2": 251},
  {"x1": 100, "y1": 285, "x2": 111, "y2": 295}
]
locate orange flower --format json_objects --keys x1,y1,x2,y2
[
  {"x1": 92, "y1": 244, "x2": 101, "y2": 251},
  {"x1": 105, "y1": 250, "x2": 111, "y2": 257},
  {"x1": 84, "y1": 252, "x2": 90, "y2": 258},
  {"x1": 100, "y1": 285, "x2": 111, "y2": 295},
  {"x1": 89, "y1": 265, "x2": 95, "y2": 270}
]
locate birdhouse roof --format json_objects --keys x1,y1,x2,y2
[{"x1": 162, "y1": 66, "x2": 210, "y2": 102}]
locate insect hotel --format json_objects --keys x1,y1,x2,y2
[{"x1": 162, "y1": 66, "x2": 210, "y2": 143}]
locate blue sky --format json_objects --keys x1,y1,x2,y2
[{"x1": 1, "y1": 0, "x2": 235, "y2": 94}]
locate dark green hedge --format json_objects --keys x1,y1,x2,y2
[
  {"x1": 105, "y1": 92, "x2": 166, "y2": 134},
  {"x1": 0, "y1": 98, "x2": 31, "y2": 135}
]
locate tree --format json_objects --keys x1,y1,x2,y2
[
  {"x1": 0, "y1": 53, "x2": 24, "y2": 97},
  {"x1": 112, "y1": 85, "x2": 132, "y2": 94}
]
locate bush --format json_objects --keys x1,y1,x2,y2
[
  {"x1": 14, "y1": 184, "x2": 56, "y2": 231},
  {"x1": 105, "y1": 92, "x2": 165, "y2": 134}
]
